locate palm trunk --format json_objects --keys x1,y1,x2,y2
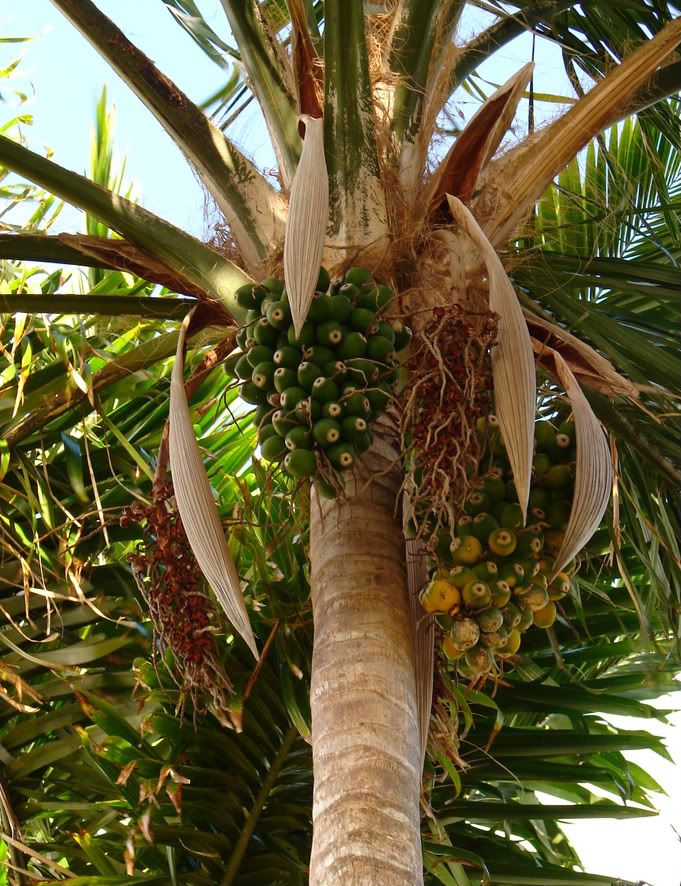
[{"x1": 308, "y1": 434, "x2": 423, "y2": 886}]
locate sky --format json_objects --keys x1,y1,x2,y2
[{"x1": 1, "y1": 3, "x2": 680, "y2": 884}]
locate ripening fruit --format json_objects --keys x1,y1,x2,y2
[
  {"x1": 516, "y1": 585, "x2": 550, "y2": 612},
  {"x1": 548, "y1": 572, "x2": 571, "y2": 601},
  {"x1": 470, "y1": 513, "x2": 498, "y2": 543},
  {"x1": 451, "y1": 535, "x2": 483, "y2": 566},
  {"x1": 515, "y1": 532, "x2": 544, "y2": 558},
  {"x1": 481, "y1": 626, "x2": 509, "y2": 649},
  {"x1": 462, "y1": 580, "x2": 492, "y2": 610},
  {"x1": 544, "y1": 529, "x2": 566, "y2": 556},
  {"x1": 502, "y1": 602, "x2": 522, "y2": 629},
  {"x1": 517, "y1": 605, "x2": 534, "y2": 632},
  {"x1": 499, "y1": 561, "x2": 524, "y2": 587},
  {"x1": 488, "y1": 528, "x2": 518, "y2": 557},
  {"x1": 497, "y1": 629, "x2": 522, "y2": 657},
  {"x1": 449, "y1": 617, "x2": 480, "y2": 650},
  {"x1": 465, "y1": 645, "x2": 493, "y2": 674},
  {"x1": 533, "y1": 601, "x2": 557, "y2": 628},
  {"x1": 284, "y1": 448, "x2": 316, "y2": 478},
  {"x1": 419, "y1": 579, "x2": 461, "y2": 614},
  {"x1": 491, "y1": 581, "x2": 512, "y2": 608},
  {"x1": 442, "y1": 632, "x2": 466, "y2": 660}
]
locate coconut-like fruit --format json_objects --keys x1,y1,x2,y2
[
  {"x1": 465, "y1": 645, "x2": 493, "y2": 674},
  {"x1": 476, "y1": 607, "x2": 504, "y2": 633},
  {"x1": 449, "y1": 617, "x2": 480, "y2": 650},
  {"x1": 419, "y1": 579, "x2": 461, "y2": 614},
  {"x1": 533, "y1": 601, "x2": 557, "y2": 628}
]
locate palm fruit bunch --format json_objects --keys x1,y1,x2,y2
[
  {"x1": 420, "y1": 414, "x2": 577, "y2": 677},
  {"x1": 223, "y1": 266, "x2": 412, "y2": 488}
]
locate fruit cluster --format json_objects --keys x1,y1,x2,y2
[
  {"x1": 224, "y1": 267, "x2": 411, "y2": 486},
  {"x1": 421, "y1": 415, "x2": 578, "y2": 677}
]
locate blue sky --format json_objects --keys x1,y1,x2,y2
[{"x1": 0, "y1": 8, "x2": 679, "y2": 882}]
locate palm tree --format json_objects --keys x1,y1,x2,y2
[{"x1": 0, "y1": 3, "x2": 679, "y2": 884}]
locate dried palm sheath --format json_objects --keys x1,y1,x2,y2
[
  {"x1": 545, "y1": 348, "x2": 613, "y2": 577},
  {"x1": 169, "y1": 312, "x2": 257, "y2": 658},
  {"x1": 284, "y1": 115, "x2": 328, "y2": 336},
  {"x1": 447, "y1": 195, "x2": 536, "y2": 521}
]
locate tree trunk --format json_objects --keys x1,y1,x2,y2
[{"x1": 308, "y1": 434, "x2": 423, "y2": 886}]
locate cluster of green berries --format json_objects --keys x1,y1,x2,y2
[
  {"x1": 224, "y1": 267, "x2": 412, "y2": 488},
  {"x1": 421, "y1": 415, "x2": 578, "y2": 677}
]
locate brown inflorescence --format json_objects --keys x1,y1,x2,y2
[
  {"x1": 123, "y1": 484, "x2": 235, "y2": 726},
  {"x1": 402, "y1": 304, "x2": 497, "y2": 547}
]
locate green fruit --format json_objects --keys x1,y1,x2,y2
[
  {"x1": 267, "y1": 390, "x2": 281, "y2": 407},
  {"x1": 253, "y1": 317, "x2": 279, "y2": 347},
  {"x1": 235, "y1": 326, "x2": 250, "y2": 350},
  {"x1": 274, "y1": 366, "x2": 298, "y2": 393},
  {"x1": 235, "y1": 354, "x2": 253, "y2": 380},
  {"x1": 472, "y1": 559, "x2": 498, "y2": 581},
  {"x1": 543, "y1": 464, "x2": 572, "y2": 490},
  {"x1": 288, "y1": 322, "x2": 316, "y2": 349},
  {"x1": 533, "y1": 452, "x2": 553, "y2": 477},
  {"x1": 260, "y1": 434, "x2": 287, "y2": 462},
  {"x1": 338, "y1": 332, "x2": 368, "y2": 359},
  {"x1": 324, "y1": 360, "x2": 347, "y2": 381},
  {"x1": 470, "y1": 515, "x2": 499, "y2": 545},
  {"x1": 280, "y1": 386, "x2": 306, "y2": 410},
  {"x1": 374, "y1": 284, "x2": 392, "y2": 311},
  {"x1": 346, "y1": 358, "x2": 379, "y2": 384},
  {"x1": 304, "y1": 345, "x2": 335, "y2": 367},
  {"x1": 528, "y1": 487, "x2": 549, "y2": 510},
  {"x1": 315, "y1": 476, "x2": 338, "y2": 499},
  {"x1": 455, "y1": 515, "x2": 474, "y2": 538},
  {"x1": 327, "y1": 442, "x2": 355, "y2": 470},
  {"x1": 502, "y1": 602, "x2": 522, "y2": 629},
  {"x1": 251, "y1": 361, "x2": 276, "y2": 389},
  {"x1": 266, "y1": 300, "x2": 291, "y2": 330},
  {"x1": 546, "y1": 499, "x2": 571, "y2": 529},
  {"x1": 464, "y1": 491, "x2": 488, "y2": 516},
  {"x1": 554, "y1": 431, "x2": 572, "y2": 453},
  {"x1": 311, "y1": 376, "x2": 340, "y2": 403},
  {"x1": 558, "y1": 419, "x2": 575, "y2": 442},
  {"x1": 515, "y1": 531, "x2": 544, "y2": 558},
  {"x1": 366, "y1": 335, "x2": 394, "y2": 363},
  {"x1": 343, "y1": 392, "x2": 371, "y2": 417},
  {"x1": 246, "y1": 344, "x2": 274, "y2": 368},
  {"x1": 339, "y1": 282, "x2": 360, "y2": 303},
  {"x1": 271, "y1": 409, "x2": 297, "y2": 436},
  {"x1": 476, "y1": 607, "x2": 504, "y2": 633},
  {"x1": 307, "y1": 294, "x2": 334, "y2": 324},
  {"x1": 462, "y1": 580, "x2": 491, "y2": 610},
  {"x1": 253, "y1": 404, "x2": 273, "y2": 427},
  {"x1": 257, "y1": 423, "x2": 278, "y2": 445},
  {"x1": 261, "y1": 276, "x2": 284, "y2": 295},
  {"x1": 273, "y1": 346, "x2": 301, "y2": 369},
  {"x1": 499, "y1": 503, "x2": 523, "y2": 530},
  {"x1": 322, "y1": 401, "x2": 344, "y2": 419},
  {"x1": 235, "y1": 283, "x2": 257, "y2": 310},
  {"x1": 366, "y1": 384, "x2": 391, "y2": 412},
  {"x1": 285, "y1": 426, "x2": 313, "y2": 450},
  {"x1": 483, "y1": 475, "x2": 506, "y2": 502},
  {"x1": 499, "y1": 562, "x2": 524, "y2": 587},
  {"x1": 517, "y1": 606, "x2": 534, "y2": 632},
  {"x1": 294, "y1": 396, "x2": 322, "y2": 424},
  {"x1": 341, "y1": 415, "x2": 368, "y2": 445},
  {"x1": 350, "y1": 307, "x2": 375, "y2": 332},
  {"x1": 393, "y1": 322, "x2": 412, "y2": 352},
  {"x1": 534, "y1": 421, "x2": 556, "y2": 452},
  {"x1": 345, "y1": 266, "x2": 372, "y2": 287},
  {"x1": 284, "y1": 448, "x2": 317, "y2": 478},
  {"x1": 240, "y1": 381, "x2": 268, "y2": 405},
  {"x1": 448, "y1": 566, "x2": 476, "y2": 589},
  {"x1": 317, "y1": 321, "x2": 344, "y2": 347},
  {"x1": 316, "y1": 266, "x2": 331, "y2": 292},
  {"x1": 297, "y1": 361, "x2": 324, "y2": 390},
  {"x1": 329, "y1": 294, "x2": 353, "y2": 323},
  {"x1": 313, "y1": 418, "x2": 341, "y2": 447},
  {"x1": 370, "y1": 321, "x2": 395, "y2": 343},
  {"x1": 353, "y1": 430, "x2": 372, "y2": 453},
  {"x1": 251, "y1": 285, "x2": 270, "y2": 308},
  {"x1": 222, "y1": 350, "x2": 242, "y2": 377}
]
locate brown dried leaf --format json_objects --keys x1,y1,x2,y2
[
  {"x1": 544, "y1": 347, "x2": 613, "y2": 576},
  {"x1": 169, "y1": 312, "x2": 257, "y2": 658},
  {"x1": 447, "y1": 195, "x2": 535, "y2": 520},
  {"x1": 284, "y1": 115, "x2": 329, "y2": 335}
]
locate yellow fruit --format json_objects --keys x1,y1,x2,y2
[
  {"x1": 419, "y1": 579, "x2": 461, "y2": 614},
  {"x1": 450, "y1": 534, "x2": 483, "y2": 566},
  {"x1": 544, "y1": 528, "x2": 565, "y2": 555},
  {"x1": 488, "y1": 528, "x2": 518, "y2": 557},
  {"x1": 548, "y1": 572, "x2": 571, "y2": 601},
  {"x1": 497, "y1": 629, "x2": 522, "y2": 657},
  {"x1": 442, "y1": 633, "x2": 466, "y2": 660},
  {"x1": 462, "y1": 580, "x2": 492, "y2": 610},
  {"x1": 533, "y1": 601, "x2": 557, "y2": 628}
]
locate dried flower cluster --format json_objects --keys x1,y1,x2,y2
[{"x1": 123, "y1": 484, "x2": 235, "y2": 727}]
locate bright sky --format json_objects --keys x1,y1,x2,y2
[{"x1": 1, "y1": 3, "x2": 679, "y2": 884}]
